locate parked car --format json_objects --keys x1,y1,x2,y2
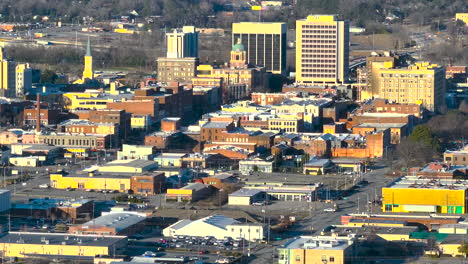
[
  {"x1": 323, "y1": 208, "x2": 336, "y2": 212},
  {"x1": 39, "y1": 184, "x2": 50, "y2": 189}
]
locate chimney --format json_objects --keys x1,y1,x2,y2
[{"x1": 36, "y1": 93, "x2": 41, "y2": 133}]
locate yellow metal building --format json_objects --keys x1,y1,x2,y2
[
  {"x1": 382, "y1": 177, "x2": 467, "y2": 214},
  {"x1": 0, "y1": 232, "x2": 127, "y2": 258},
  {"x1": 456, "y1": 13, "x2": 468, "y2": 25},
  {"x1": 50, "y1": 171, "x2": 131, "y2": 191}
]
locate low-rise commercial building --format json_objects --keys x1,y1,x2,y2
[
  {"x1": 444, "y1": 146, "x2": 468, "y2": 166},
  {"x1": 239, "y1": 157, "x2": 274, "y2": 175},
  {"x1": 278, "y1": 236, "x2": 355, "y2": 264},
  {"x1": 69, "y1": 211, "x2": 146, "y2": 236},
  {"x1": 163, "y1": 214, "x2": 264, "y2": 241},
  {"x1": 165, "y1": 183, "x2": 213, "y2": 202},
  {"x1": 200, "y1": 173, "x2": 238, "y2": 189},
  {"x1": 228, "y1": 189, "x2": 266, "y2": 206},
  {"x1": 50, "y1": 171, "x2": 165, "y2": 194},
  {"x1": 11, "y1": 198, "x2": 94, "y2": 220},
  {"x1": 382, "y1": 176, "x2": 468, "y2": 214},
  {"x1": 303, "y1": 158, "x2": 333, "y2": 175},
  {"x1": 117, "y1": 144, "x2": 154, "y2": 160},
  {"x1": 0, "y1": 232, "x2": 127, "y2": 258}
]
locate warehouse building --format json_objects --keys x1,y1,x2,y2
[
  {"x1": 163, "y1": 214, "x2": 264, "y2": 241},
  {"x1": 0, "y1": 232, "x2": 127, "y2": 259},
  {"x1": 382, "y1": 176, "x2": 468, "y2": 214}
]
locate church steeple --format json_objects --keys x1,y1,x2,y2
[
  {"x1": 86, "y1": 36, "x2": 91, "y2": 57},
  {"x1": 82, "y1": 37, "x2": 94, "y2": 80}
]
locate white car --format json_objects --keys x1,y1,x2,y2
[
  {"x1": 39, "y1": 184, "x2": 50, "y2": 189},
  {"x1": 324, "y1": 208, "x2": 336, "y2": 212}
]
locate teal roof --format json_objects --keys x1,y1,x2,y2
[
  {"x1": 232, "y1": 43, "x2": 244, "y2": 52},
  {"x1": 410, "y1": 232, "x2": 448, "y2": 242}
]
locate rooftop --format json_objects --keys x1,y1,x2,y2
[
  {"x1": 80, "y1": 211, "x2": 146, "y2": 232},
  {"x1": 386, "y1": 176, "x2": 468, "y2": 191},
  {"x1": 282, "y1": 236, "x2": 353, "y2": 250},
  {"x1": 180, "y1": 182, "x2": 207, "y2": 191},
  {"x1": 13, "y1": 198, "x2": 92, "y2": 210},
  {"x1": 230, "y1": 188, "x2": 264, "y2": 197},
  {"x1": 101, "y1": 159, "x2": 158, "y2": 169},
  {"x1": 202, "y1": 122, "x2": 232, "y2": 129}
]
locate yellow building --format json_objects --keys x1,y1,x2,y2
[
  {"x1": 375, "y1": 62, "x2": 446, "y2": 112},
  {"x1": 62, "y1": 91, "x2": 130, "y2": 110},
  {"x1": 296, "y1": 15, "x2": 349, "y2": 84},
  {"x1": 0, "y1": 47, "x2": 16, "y2": 97},
  {"x1": 382, "y1": 176, "x2": 467, "y2": 214},
  {"x1": 0, "y1": 232, "x2": 127, "y2": 258},
  {"x1": 232, "y1": 22, "x2": 286, "y2": 74},
  {"x1": 50, "y1": 171, "x2": 131, "y2": 191},
  {"x1": 15, "y1": 63, "x2": 32, "y2": 98},
  {"x1": 278, "y1": 236, "x2": 354, "y2": 264},
  {"x1": 358, "y1": 53, "x2": 396, "y2": 100},
  {"x1": 456, "y1": 13, "x2": 468, "y2": 25},
  {"x1": 74, "y1": 38, "x2": 95, "y2": 84}
]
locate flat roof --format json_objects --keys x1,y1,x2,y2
[
  {"x1": 0, "y1": 232, "x2": 126, "y2": 246},
  {"x1": 386, "y1": 176, "x2": 468, "y2": 191},
  {"x1": 81, "y1": 212, "x2": 145, "y2": 232},
  {"x1": 282, "y1": 236, "x2": 352, "y2": 250},
  {"x1": 230, "y1": 188, "x2": 264, "y2": 197},
  {"x1": 102, "y1": 159, "x2": 158, "y2": 169}
]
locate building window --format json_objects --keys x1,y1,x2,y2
[
  {"x1": 295, "y1": 255, "x2": 300, "y2": 261},
  {"x1": 330, "y1": 256, "x2": 335, "y2": 262},
  {"x1": 322, "y1": 255, "x2": 327, "y2": 261}
]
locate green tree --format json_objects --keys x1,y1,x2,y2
[
  {"x1": 408, "y1": 125, "x2": 439, "y2": 151},
  {"x1": 40, "y1": 69, "x2": 58, "y2": 83},
  {"x1": 458, "y1": 243, "x2": 468, "y2": 257}
]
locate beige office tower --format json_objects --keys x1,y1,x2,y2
[
  {"x1": 296, "y1": 15, "x2": 349, "y2": 84},
  {"x1": 166, "y1": 26, "x2": 199, "y2": 59}
]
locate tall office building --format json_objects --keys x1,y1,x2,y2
[
  {"x1": 0, "y1": 48, "x2": 16, "y2": 98},
  {"x1": 232, "y1": 22, "x2": 286, "y2": 74},
  {"x1": 16, "y1": 63, "x2": 32, "y2": 98},
  {"x1": 296, "y1": 15, "x2": 349, "y2": 84},
  {"x1": 166, "y1": 26, "x2": 199, "y2": 59}
]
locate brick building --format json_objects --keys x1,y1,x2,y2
[
  {"x1": 23, "y1": 105, "x2": 61, "y2": 126},
  {"x1": 130, "y1": 173, "x2": 166, "y2": 194}
]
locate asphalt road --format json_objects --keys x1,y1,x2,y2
[{"x1": 248, "y1": 163, "x2": 394, "y2": 264}]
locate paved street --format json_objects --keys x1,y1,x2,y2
[{"x1": 248, "y1": 164, "x2": 394, "y2": 263}]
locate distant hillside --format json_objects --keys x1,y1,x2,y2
[{"x1": 0, "y1": 0, "x2": 466, "y2": 29}]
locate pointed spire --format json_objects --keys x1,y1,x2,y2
[{"x1": 86, "y1": 37, "x2": 91, "y2": 57}]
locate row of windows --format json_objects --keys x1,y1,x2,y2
[
  {"x1": 302, "y1": 25, "x2": 337, "y2": 29},
  {"x1": 383, "y1": 89, "x2": 433, "y2": 93},
  {"x1": 302, "y1": 39, "x2": 336, "y2": 44},
  {"x1": 300, "y1": 34, "x2": 337, "y2": 39},
  {"x1": 382, "y1": 79, "x2": 431, "y2": 84},
  {"x1": 79, "y1": 101, "x2": 107, "y2": 105},
  {"x1": 382, "y1": 84, "x2": 433, "y2": 89},
  {"x1": 381, "y1": 73, "x2": 433, "y2": 78},
  {"x1": 270, "y1": 121, "x2": 296, "y2": 126},
  {"x1": 301, "y1": 69, "x2": 336, "y2": 73},
  {"x1": 302, "y1": 59, "x2": 336, "y2": 63},
  {"x1": 301, "y1": 54, "x2": 336, "y2": 58},
  {"x1": 302, "y1": 45, "x2": 336, "y2": 49},
  {"x1": 302, "y1": 74, "x2": 336, "y2": 78},
  {"x1": 384, "y1": 94, "x2": 432, "y2": 98},
  {"x1": 301, "y1": 30, "x2": 337, "y2": 34},
  {"x1": 302, "y1": 64, "x2": 336, "y2": 69}
]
